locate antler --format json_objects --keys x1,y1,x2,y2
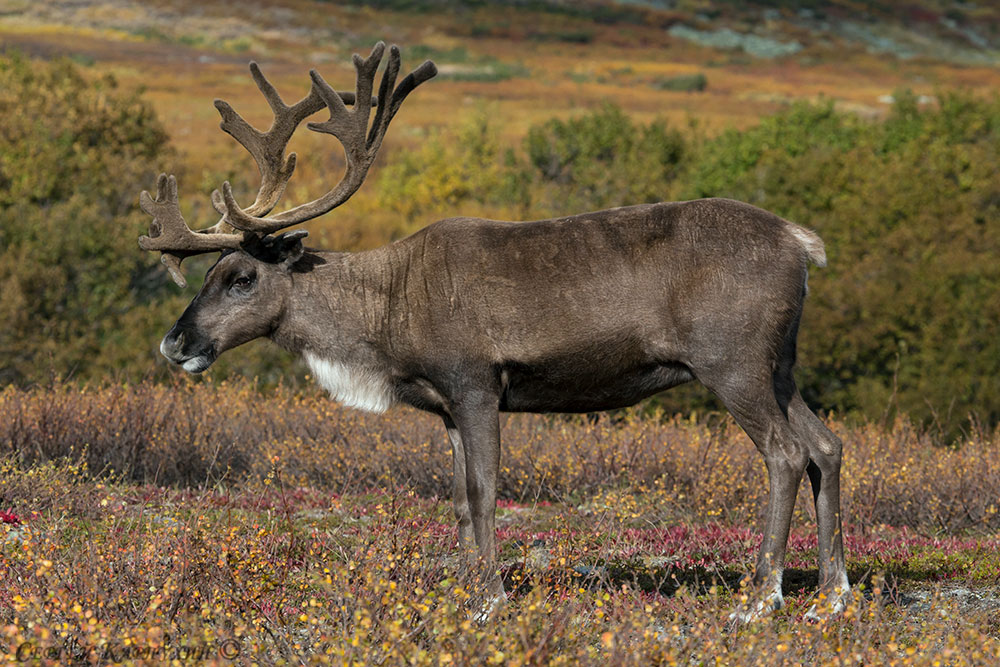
[
  {"x1": 220, "y1": 42, "x2": 437, "y2": 235},
  {"x1": 138, "y1": 174, "x2": 243, "y2": 288},
  {"x1": 138, "y1": 42, "x2": 437, "y2": 286}
]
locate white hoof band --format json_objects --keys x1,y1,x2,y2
[
  {"x1": 804, "y1": 584, "x2": 851, "y2": 623},
  {"x1": 728, "y1": 589, "x2": 784, "y2": 625},
  {"x1": 473, "y1": 590, "x2": 509, "y2": 624}
]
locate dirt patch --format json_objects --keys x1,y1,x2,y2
[{"x1": 897, "y1": 584, "x2": 1000, "y2": 616}]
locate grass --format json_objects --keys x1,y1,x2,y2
[
  {"x1": 1, "y1": 380, "x2": 999, "y2": 663},
  {"x1": 4, "y1": 475, "x2": 998, "y2": 664},
  {"x1": 3, "y1": 381, "x2": 1000, "y2": 534}
]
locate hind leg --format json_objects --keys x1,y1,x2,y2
[
  {"x1": 699, "y1": 368, "x2": 809, "y2": 623},
  {"x1": 788, "y1": 393, "x2": 851, "y2": 620}
]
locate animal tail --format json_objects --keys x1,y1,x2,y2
[{"x1": 785, "y1": 222, "x2": 827, "y2": 268}]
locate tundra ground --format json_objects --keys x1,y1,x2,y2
[{"x1": 2, "y1": 381, "x2": 999, "y2": 664}]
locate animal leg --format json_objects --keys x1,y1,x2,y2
[
  {"x1": 701, "y1": 370, "x2": 808, "y2": 623},
  {"x1": 450, "y1": 391, "x2": 506, "y2": 617},
  {"x1": 444, "y1": 417, "x2": 476, "y2": 552},
  {"x1": 788, "y1": 393, "x2": 851, "y2": 621}
]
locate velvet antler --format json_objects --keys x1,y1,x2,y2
[{"x1": 138, "y1": 43, "x2": 437, "y2": 286}]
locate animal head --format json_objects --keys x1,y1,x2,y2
[
  {"x1": 138, "y1": 43, "x2": 436, "y2": 372},
  {"x1": 157, "y1": 231, "x2": 308, "y2": 372}
]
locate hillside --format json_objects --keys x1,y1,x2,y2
[
  {"x1": 2, "y1": 1, "x2": 1000, "y2": 432},
  {"x1": 2, "y1": 0, "x2": 999, "y2": 156}
]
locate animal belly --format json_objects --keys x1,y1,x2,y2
[{"x1": 499, "y1": 361, "x2": 694, "y2": 413}]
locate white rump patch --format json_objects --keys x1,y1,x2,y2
[
  {"x1": 304, "y1": 351, "x2": 396, "y2": 414},
  {"x1": 787, "y1": 224, "x2": 827, "y2": 267}
]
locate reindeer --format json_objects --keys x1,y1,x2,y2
[{"x1": 139, "y1": 42, "x2": 850, "y2": 622}]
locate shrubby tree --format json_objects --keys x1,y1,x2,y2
[
  {"x1": 0, "y1": 55, "x2": 179, "y2": 384},
  {"x1": 523, "y1": 103, "x2": 686, "y2": 212},
  {"x1": 376, "y1": 108, "x2": 530, "y2": 225},
  {"x1": 377, "y1": 104, "x2": 688, "y2": 224},
  {"x1": 0, "y1": 55, "x2": 301, "y2": 387},
  {"x1": 680, "y1": 93, "x2": 1000, "y2": 435}
]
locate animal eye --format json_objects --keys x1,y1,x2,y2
[{"x1": 231, "y1": 275, "x2": 254, "y2": 291}]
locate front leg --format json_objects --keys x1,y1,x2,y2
[
  {"x1": 450, "y1": 390, "x2": 506, "y2": 610},
  {"x1": 443, "y1": 416, "x2": 475, "y2": 551}
]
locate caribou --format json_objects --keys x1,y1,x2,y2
[{"x1": 139, "y1": 42, "x2": 850, "y2": 622}]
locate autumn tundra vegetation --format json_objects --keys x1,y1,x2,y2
[
  {"x1": 2, "y1": 382, "x2": 1000, "y2": 662},
  {"x1": 2, "y1": 0, "x2": 1000, "y2": 664}
]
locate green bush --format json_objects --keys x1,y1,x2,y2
[
  {"x1": 376, "y1": 108, "x2": 530, "y2": 223},
  {"x1": 0, "y1": 54, "x2": 182, "y2": 384},
  {"x1": 679, "y1": 92, "x2": 1000, "y2": 435},
  {"x1": 654, "y1": 73, "x2": 708, "y2": 92},
  {"x1": 521, "y1": 103, "x2": 687, "y2": 213},
  {"x1": 0, "y1": 54, "x2": 305, "y2": 388}
]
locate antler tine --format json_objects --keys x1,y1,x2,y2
[
  {"x1": 369, "y1": 48, "x2": 437, "y2": 153},
  {"x1": 212, "y1": 61, "x2": 373, "y2": 225},
  {"x1": 367, "y1": 45, "x2": 401, "y2": 149},
  {"x1": 348, "y1": 41, "x2": 385, "y2": 148},
  {"x1": 222, "y1": 43, "x2": 437, "y2": 236},
  {"x1": 212, "y1": 62, "x2": 325, "y2": 224},
  {"x1": 138, "y1": 174, "x2": 244, "y2": 287}
]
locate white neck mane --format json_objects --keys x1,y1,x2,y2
[{"x1": 303, "y1": 351, "x2": 396, "y2": 414}]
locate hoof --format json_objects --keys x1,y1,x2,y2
[
  {"x1": 728, "y1": 588, "x2": 784, "y2": 626},
  {"x1": 803, "y1": 586, "x2": 850, "y2": 623},
  {"x1": 473, "y1": 589, "x2": 509, "y2": 624}
]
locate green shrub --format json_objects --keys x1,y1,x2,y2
[
  {"x1": 0, "y1": 54, "x2": 184, "y2": 385},
  {"x1": 529, "y1": 29, "x2": 595, "y2": 43},
  {"x1": 678, "y1": 92, "x2": 1000, "y2": 435},
  {"x1": 521, "y1": 103, "x2": 687, "y2": 213},
  {"x1": 376, "y1": 108, "x2": 530, "y2": 223},
  {"x1": 654, "y1": 72, "x2": 708, "y2": 92}
]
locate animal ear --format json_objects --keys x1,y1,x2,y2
[
  {"x1": 275, "y1": 230, "x2": 308, "y2": 270},
  {"x1": 240, "y1": 230, "x2": 308, "y2": 268}
]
